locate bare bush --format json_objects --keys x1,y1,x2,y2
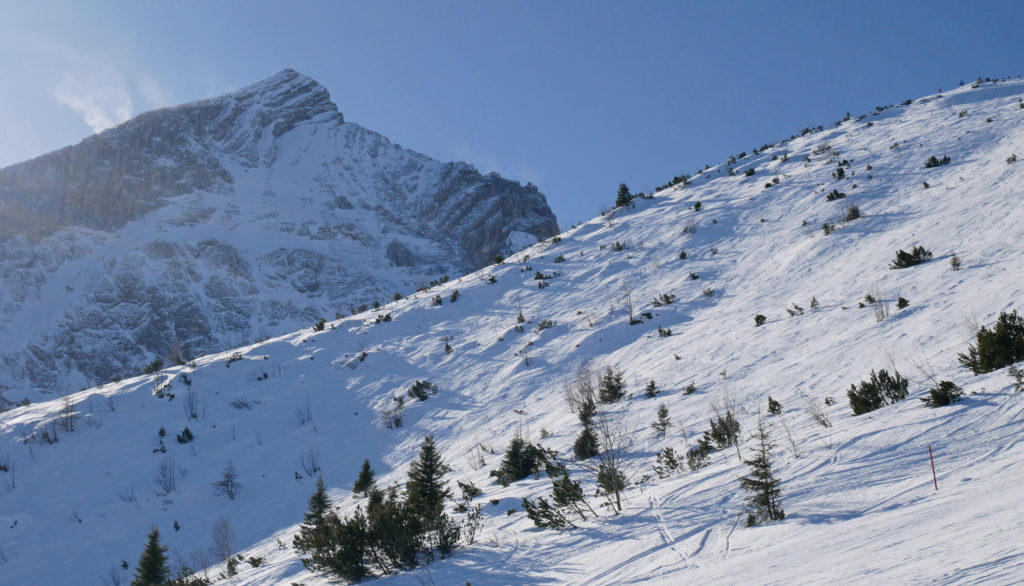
[
  {"x1": 296, "y1": 396, "x2": 313, "y2": 425},
  {"x1": 579, "y1": 411, "x2": 634, "y2": 512},
  {"x1": 300, "y1": 447, "x2": 322, "y2": 477},
  {"x1": 467, "y1": 444, "x2": 489, "y2": 470},
  {"x1": 804, "y1": 396, "x2": 832, "y2": 428},
  {"x1": 155, "y1": 457, "x2": 177, "y2": 495},
  {"x1": 563, "y1": 363, "x2": 598, "y2": 414},
  {"x1": 183, "y1": 386, "x2": 203, "y2": 421},
  {"x1": 58, "y1": 395, "x2": 76, "y2": 432},
  {"x1": 117, "y1": 487, "x2": 137, "y2": 503},
  {"x1": 779, "y1": 417, "x2": 801, "y2": 458},
  {"x1": 210, "y1": 516, "x2": 236, "y2": 562},
  {"x1": 212, "y1": 461, "x2": 240, "y2": 500},
  {"x1": 869, "y1": 287, "x2": 889, "y2": 322}
]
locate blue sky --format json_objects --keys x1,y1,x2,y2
[{"x1": 1, "y1": 1, "x2": 1021, "y2": 226}]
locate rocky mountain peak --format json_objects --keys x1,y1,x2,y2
[{"x1": 0, "y1": 71, "x2": 558, "y2": 399}]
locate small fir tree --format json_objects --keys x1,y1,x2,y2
[
  {"x1": 651, "y1": 403, "x2": 672, "y2": 437},
  {"x1": 767, "y1": 397, "x2": 782, "y2": 415},
  {"x1": 353, "y1": 460, "x2": 376, "y2": 495},
  {"x1": 615, "y1": 183, "x2": 632, "y2": 208},
  {"x1": 653, "y1": 447, "x2": 684, "y2": 478},
  {"x1": 739, "y1": 418, "x2": 785, "y2": 526},
  {"x1": 644, "y1": 380, "x2": 658, "y2": 398},
  {"x1": 547, "y1": 462, "x2": 596, "y2": 521},
  {"x1": 598, "y1": 366, "x2": 626, "y2": 403},
  {"x1": 573, "y1": 425, "x2": 600, "y2": 460},
  {"x1": 405, "y1": 436, "x2": 452, "y2": 527},
  {"x1": 132, "y1": 527, "x2": 171, "y2": 586},
  {"x1": 491, "y1": 435, "x2": 552, "y2": 486},
  {"x1": 293, "y1": 477, "x2": 344, "y2": 574}
]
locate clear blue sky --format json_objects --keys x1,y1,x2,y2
[{"x1": 1, "y1": 1, "x2": 1021, "y2": 226}]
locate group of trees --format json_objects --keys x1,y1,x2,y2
[{"x1": 293, "y1": 436, "x2": 460, "y2": 582}]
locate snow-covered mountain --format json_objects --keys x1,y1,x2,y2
[
  {"x1": 2, "y1": 78, "x2": 1024, "y2": 585},
  {"x1": 0, "y1": 69, "x2": 558, "y2": 402}
]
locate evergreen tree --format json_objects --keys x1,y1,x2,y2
[
  {"x1": 651, "y1": 403, "x2": 671, "y2": 437},
  {"x1": 293, "y1": 477, "x2": 334, "y2": 562},
  {"x1": 547, "y1": 462, "x2": 596, "y2": 521},
  {"x1": 767, "y1": 396, "x2": 782, "y2": 415},
  {"x1": 573, "y1": 425, "x2": 600, "y2": 460},
  {"x1": 491, "y1": 435, "x2": 551, "y2": 486},
  {"x1": 366, "y1": 486, "x2": 422, "y2": 572},
  {"x1": 598, "y1": 366, "x2": 626, "y2": 403},
  {"x1": 353, "y1": 460, "x2": 376, "y2": 496},
  {"x1": 739, "y1": 418, "x2": 785, "y2": 526},
  {"x1": 132, "y1": 527, "x2": 171, "y2": 586},
  {"x1": 615, "y1": 183, "x2": 632, "y2": 208},
  {"x1": 405, "y1": 435, "x2": 452, "y2": 527}
]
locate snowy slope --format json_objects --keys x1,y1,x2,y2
[{"x1": 2, "y1": 78, "x2": 1024, "y2": 585}]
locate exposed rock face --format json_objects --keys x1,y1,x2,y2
[{"x1": 0, "y1": 69, "x2": 558, "y2": 400}]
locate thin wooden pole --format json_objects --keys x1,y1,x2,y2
[{"x1": 929, "y1": 445, "x2": 938, "y2": 490}]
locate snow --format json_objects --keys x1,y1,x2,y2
[{"x1": 2, "y1": 78, "x2": 1024, "y2": 585}]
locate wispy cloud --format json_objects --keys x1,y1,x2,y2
[{"x1": 52, "y1": 64, "x2": 133, "y2": 134}]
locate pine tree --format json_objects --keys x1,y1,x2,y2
[
  {"x1": 598, "y1": 366, "x2": 626, "y2": 403},
  {"x1": 651, "y1": 403, "x2": 671, "y2": 437},
  {"x1": 547, "y1": 462, "x2": 596, "y2": 521},
  {"x1": 491, "y1": 435, "x2": 550, "y2": 486},
  {"x1": 573, "y1": 425, "x2": 600, "y2": 460},
  {"x1": 132, "y1": 527, "x2": 170, "y2": 586},
  {"x1": 353, "y1": 460, "x2": 376, "y2": 495},
  {"x1": 739, "y1": 418, "x2": 785, "y2": 526},
  {"x1": 366, "y1": 486, "x2": 422, "y2": 572},
  {"x1": 294, "y1": 477, "x2": 334, "y2": 563},
  {"x1": 615, "y1": 183, "x2": 632, "y2": 208},
  {"x1": 767, "y1": 396, "x2": 782, "y2": 415},
  {"x1": 405, "y1": 436, "x2": 452, "y2": 527}
]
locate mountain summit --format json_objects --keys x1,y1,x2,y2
[{"x1": 0, "y1": 70, "x2": 558, "y2": 400}]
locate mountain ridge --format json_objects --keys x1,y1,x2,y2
[{"x1": 0, "y1": 69, "x2": 558, "y2": 401}]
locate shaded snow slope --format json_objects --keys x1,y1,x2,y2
[
  {"x1": 2, "y1": 79, "x2": 1024, "y2": 585},
  {"x1": 0, "y1": 70, "x2": 557, "y2": 400}
]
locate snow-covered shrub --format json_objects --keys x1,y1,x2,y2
[
  {"x1": 958, "y1": 310, "x2": 1024, "y2": 374},
  {"x1": 844, "y1": 204, "x2": 861, "y2": 222},
  {"x1": 490, "y1": 435, "x2": 553, "y2": 486},
  {"x1": 653, "y1": 447, "x2": 684, "y2": 478},
  {"x1": 889, "y1": 245, "x2": 932, "y2": 269},
  {"x1": 920, "y1": 381, "x2": 964, "y2": 407},
  {"x1": 597, "y1": 366, "x2": 626, "y2": 403},
  {"x1": 651, "y1": 293, "x2": 676, "y2": 307},
  {"x1": 686, "y1": 444, "x2": 711, "y2": 471},
  {"x1": 847, "y1": 369, "x2": 909, "y2": 415},
  {"x1": 573, "y1": 426, "x2": 600, "y2": 460},
  {"x1": 407, "y1": 380, "x2": 437, "y2": 401},
  {"x1": 143, "y1": 358, "x2": 164, "y2": 374},
  {"x1": 701, "y1": 409, "x2": 741, "y2": 450}
]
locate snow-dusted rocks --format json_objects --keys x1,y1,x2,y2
[{"x1": 0, "y1": 69, "x2": 557, "y2": 400}]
